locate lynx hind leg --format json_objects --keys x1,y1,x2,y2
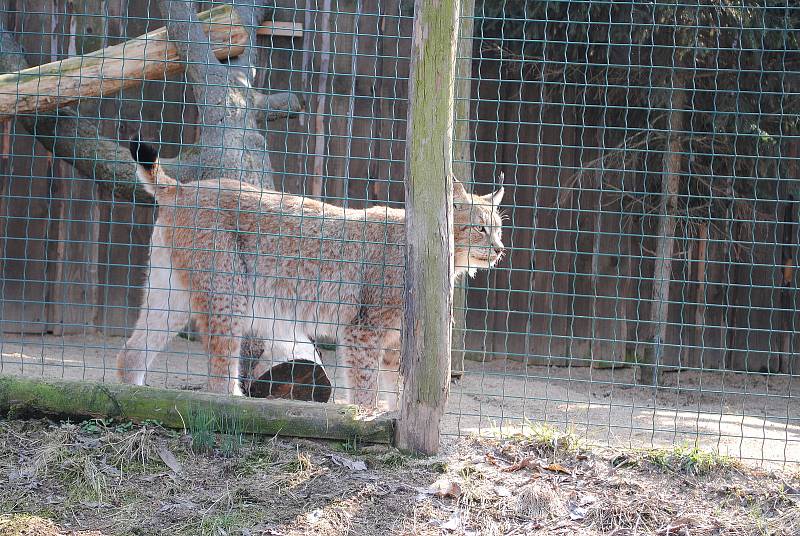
[
  {"x1": 340, "y1": 326, "x2": 385, "y2": 409},
  {"x1": 380, "y1": 348, "x2": 401, "y2": 411},
  {"x1": 194, "y1": 310, "x2": 246, "y2": 396},
  {"x1": 116, "y1": 266, "x2": 190, "y2": 386}
]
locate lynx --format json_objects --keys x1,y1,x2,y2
[{"x1": 117, "y1": 140, "x2": 505, "y2": 409}]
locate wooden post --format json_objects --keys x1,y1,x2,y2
[
  {"x1": 451, "y1": 0, "x2": 475, "y2": 378},
  {"x1": 396, "y1": 0, "x2": 461, "y2": 455}
]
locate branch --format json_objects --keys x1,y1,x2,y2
[{"x1": 0, "y1": 4, "x2": 248, "y2": 119}]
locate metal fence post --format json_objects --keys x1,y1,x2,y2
[{"x1": 395, "y1": 0, "x2": 461, "y2": 455}]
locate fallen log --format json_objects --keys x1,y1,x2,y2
[
  {"x1": 0, "y1": 4, "x2": 248, "y2": 119},
  {"x1": 0, "y1": 374, "x2": 394, "y2": 443}
]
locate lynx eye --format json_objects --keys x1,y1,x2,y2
[{"x1": 476, "y1": 225, "x2": 486, "y2": 234}]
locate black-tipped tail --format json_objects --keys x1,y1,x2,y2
[{"x1": 129, "y1": 137, "x2": 159, "y2": 171}]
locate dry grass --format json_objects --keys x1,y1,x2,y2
[{"x1": 0, "y1": 418, "x2": 798, "y2": 536}]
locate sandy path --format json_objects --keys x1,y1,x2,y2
[{"x1": 2, "y1": 333, "x2": 798, "y2": 466}]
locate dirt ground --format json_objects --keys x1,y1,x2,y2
[
  {"x1": 0, "y1": 418, "x2": 799, "y2": 536},
  {"x1": 1, "y1": 334, "x2": 800, "y2": 535},
  {"x1": 1, "y1": 333, "x2": 798, "y2": 466}
]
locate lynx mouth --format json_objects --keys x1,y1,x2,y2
[{"x1": 468, "y1": 252, "x2": 502, "y2": 266}]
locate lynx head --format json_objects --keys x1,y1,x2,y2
[{"x1": 453, "y1": 174, "x2": 506, "y2": 277}]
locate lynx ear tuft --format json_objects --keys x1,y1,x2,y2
[
  {"x1": 489, "y1": 187, "x2": 505, "y2": 207},
  {"x1": 452, "y1": 175, "x2": 468, "y2": 200}
]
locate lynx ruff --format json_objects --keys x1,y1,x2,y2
[{"x1": 117, "y1": 140, "x2": 505, "y2": 409}]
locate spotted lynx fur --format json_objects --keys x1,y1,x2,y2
[{"x1": 117, "y1": 140, "x2": 505, "y2": 409}]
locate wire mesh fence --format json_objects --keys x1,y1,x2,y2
[{"x1": 0, "y1": 1, "x2": 798, "y2": 465}]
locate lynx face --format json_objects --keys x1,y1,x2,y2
[{"x1": 453, "y1": 180, "x2": 505, "y2": 277}]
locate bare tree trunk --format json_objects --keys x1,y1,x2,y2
[
  {"x1": 638, "y1": 84, "x2": 685, "y2": 386},
  {"x1": 780, "y1": 195, "x2": 797, "y2": 374},
  {"x1": 692, "y1": 221, "x2": 708, "y2": 367},
  {"x1": 310, "y1": 0, "x2": 332, "y2": 197}
]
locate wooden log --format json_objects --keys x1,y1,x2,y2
[
  {"x1": 396, "y1": 0, "x2": 460, "y2": 455},
  {"x1": 0, "y1": 4, "x2": 248, "y2": 120},
  {"x1": 0, "y1": 374, "x2": 394, "y2": 443}
]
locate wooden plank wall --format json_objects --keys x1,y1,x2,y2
[{"x1": 1, "y1": 1, "x2": 797, "y2": 374}]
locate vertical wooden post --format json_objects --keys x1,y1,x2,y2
[
  {"x1": 450, "y1": 0, "x2": 475, "y2": 378},
  {"x1": 396, "y1": 0, "x2": 461, "y2": 455}
]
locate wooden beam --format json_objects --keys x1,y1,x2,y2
[
  {"x1": 0, "y1": 4, "x2": 248, "y2": 120},
  {"x1": 256, "y1": 21, "x2": 304, "y2": 38},
  {"x1": 0, "y1": 374, "x2": 395, "y2": 443},
  {"x1": 396, "y1": 0, "x2": 461, "y2": 455}
]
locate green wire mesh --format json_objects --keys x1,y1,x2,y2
[{"x1": 0, "y1": 1, "x2": 798, "y2": 466}]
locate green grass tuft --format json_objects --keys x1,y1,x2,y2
[{"x1": 644, "y1": 444, "x2": 738, "y2": 476}]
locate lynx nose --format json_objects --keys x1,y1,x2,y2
[{"x1": 493, "y1": 246, "x2": 504, "y2": 256}]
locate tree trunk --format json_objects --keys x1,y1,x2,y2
[{"x1": 638, "y1": 84, "x2": 686, "y2": 386}]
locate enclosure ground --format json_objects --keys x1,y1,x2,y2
[
  {"x1": 1, "y1": 418, "x2": 799, "y2": 536},
  {"x1": 1, "y1": 334, "x2": 798, "y2": 466}
]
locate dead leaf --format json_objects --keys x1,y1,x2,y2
[
  {"x1": 502, "y1": 457, "x2": 542, "y2": 472},
  {"x1": 544, "y1": 463, "x2": 571, "y2": 475},
  {"x1": 428, "y1": 479, "x2": 462, "y2": 499},
  {"x1": 328, "y1": 454, "x2": 367, "y2": 471},
  {"x1": 157, "y1": 446, "x2": 183, "y2": 475}
]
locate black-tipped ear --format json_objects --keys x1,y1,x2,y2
[
  {"x1": 497, "y1": 171, "x2": 505, "y2": 186},
  {"x1": 129, "y1": 137, "x2": 159, "y2": 170},
  {"x1": 452, "y1": 175, "x2": 468, "y2": 200}
]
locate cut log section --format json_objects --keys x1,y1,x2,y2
[
  {"x1": 257, "y1": 21, "x2": 304, "y2": 38},
  {"x1": 0, "y1": 4, "x2": 248, "y2": 119}
]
